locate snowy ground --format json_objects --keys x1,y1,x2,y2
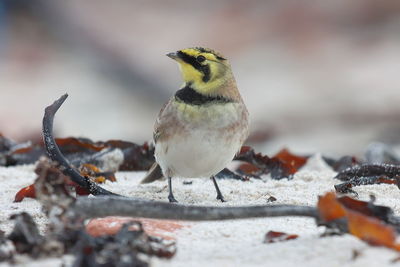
[{"x1": 1, "y1": 154, "x2": 400, "y2": 266}]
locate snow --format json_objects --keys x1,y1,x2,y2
[{"x1": 1, "y1": 155, "x2": 400, "y2": 266}]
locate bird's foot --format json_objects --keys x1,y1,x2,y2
[
  {"x1": 216, "y1": 194, "x2": 226, "y2": 202},
  {"x1": 168, "y1": 195, "x2": 178, "y2": 203}
]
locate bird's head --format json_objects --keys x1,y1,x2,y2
[{"x1": 167, "y1": 47, "x2": 233, "y2": 94}]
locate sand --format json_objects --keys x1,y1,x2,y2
[{"x1": 0, "y1": 154, "x2": 399, "y2": 266}]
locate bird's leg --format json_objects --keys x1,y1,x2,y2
[
  {"x1": 211, "y1": 176, "x2": 225, "y2": 202},
  {"x1": 168, "y1": 177, "x2": 178, "y2": 203}
]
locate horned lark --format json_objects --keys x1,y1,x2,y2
[{"x1": 154, "y1": 47, "x2": 249, "y2": 202}]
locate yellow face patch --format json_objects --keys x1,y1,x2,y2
[{"x1": 172, "y1": 47, "x2": 229, "y2": 94}]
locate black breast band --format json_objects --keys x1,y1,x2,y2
[{"x1": 175, "y1": 84, "x2": 232, "y2": 105}]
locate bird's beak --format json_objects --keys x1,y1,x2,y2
[{"x1": 166, "y1": 51, "x2": 179, "y2": 60}]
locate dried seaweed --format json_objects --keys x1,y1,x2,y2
[
  {"x1": 3, "y1": 159, "x2": 177, "y2": 265},
  {"x1": 42, "y1": 94, "x2": 119, "y2": 197},
  {"x1": 264, "y1": 231, "x2": 299, "y2": 243},
  {"x1": 14, "y1": 160, "x2": 120, "y2": 202},
  {"x1": 323, "y1": 155, "x2": 359, "y2": 172},
  {"x1": 335, "y1": 164, "x2": 400, "y2": 181},
  {"x1": 234, "y1": 146, "x2": 308, "y2": 179},
  {"x1": 337, "y1": 196, "x2": 394, "y2": 225},
  {"x1": 317, "y1": 192, "x2": 400, "y2": 250},
  {"x1": 2, "y1": 133, "x2": 153, "y2": 176},
  {"x1": 72, "y1": 222, "x2": 175, "y2": 267},
  {"x1": 7, "y1": 213, "x2": 44, "y2": 257},
  {"x1": 0, "y1": 230, "x2": 14, "y2": 262},
  {"x1": 334, "y1": 164, "x2": 400, "y2": 193},
  {"x1": 102, "y1": 140, "x2": 154, "y2": 171},
  {"x1": 9, "y1": 160, "x2": 400, "y2": 263}
]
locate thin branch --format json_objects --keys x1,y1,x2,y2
[
  {"x1": 42, "y1": 94, "x2": 119, "y2": 196},
  {"x1": 73, "y1": 196, "x2": 319, "y2": 221}
]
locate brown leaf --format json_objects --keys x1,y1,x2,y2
[
  {"x1": 273, "y1": 148, "x2": 308, "y2": 175},
  {"x1": 14, "y1": 185, "x2": 36, "y2": 202},
  {"x1": 235, "y1": 146, "x2": 308, "y2": 179},
  {"x1": 347, "y1": 210, "x2": 399, "y2": 249},
  {"x1": 317, "y1": 192, "x2": 400, "y2": 251},
  {"x1": 236, "y1": 162, "x2": 261, "y2": 177},
  {"x1": 264, "y1": 231, "x2": 299, "y2": 243},
  {"x1": 337, "y1": 196, "x2": 392, "y2": 222},
  {"x1": 317, "y1": 192, "x2": 346, "y2": 221},
  {"x1": 55, "y1": 137, "x2": 105, "y2": 153}
]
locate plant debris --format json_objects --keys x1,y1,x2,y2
[
  {"x1": 317, "y1": 192, "x2": 400, "y2": 251},
  {"x1": 323, "y1": 155, "x2": 360, "y2": 173},
  {"x1": 7, "y1": 213, "x2": 44, "y2": 257},
  {"x1": 0, "y1": 135, "x2": 155, "y2": 171},
  {"x1": 14, "y1": 159, "x2": 121, "y2": 202},
  {"x1": 2, "y1": 158, "x2": 177, "y2": 265},
  {"x1": 263, "y1": 231, "x2": 299, "y2": 243},
  {"x1": 42, "y1": 94, "x2": 120, "y2": 197},
  {"x1": 234, "y1": 146, "x2": 308, "y2": 179},
  {"x1": 0, "y1": 230, "x2": 14, "y2": 262},
  {"x1": 334, "y1": 164, "x2": 400, "y2": 193},
  {"x1": 72, "y1": 222, "x2": 176, "y2": 266},
  {"x1": 6, "y1": 94, "x2": 400, "y2": 265},
  {"x1": 8, "y1": 158, "x2": 400, "y2": 264}
]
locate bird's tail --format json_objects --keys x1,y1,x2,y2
[{"x1": 140, "y1": 162, "x2": 164, "y2": 184}]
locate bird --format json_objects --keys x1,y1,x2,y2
[{"x1": 152, "y1": 47, "x2": 249, "y2": 203}]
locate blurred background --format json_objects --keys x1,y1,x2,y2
[{"x1": 1, "y1": 0, "x2": 400, "y2": 157}]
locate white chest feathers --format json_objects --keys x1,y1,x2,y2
[{"x1": 155, "y1": 102, "x2": 248, "y2": 178}]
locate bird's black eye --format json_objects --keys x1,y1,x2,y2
[{"x1": 196, "y1": 55, "x2": 206, "y2": 63}]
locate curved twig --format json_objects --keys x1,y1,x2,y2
[
  {"x1": 73, "y1": 196, "x2": 319, "y2": 221},
  {"x1": 42, "y1": 94, "x2": 119, "y2": 196}
]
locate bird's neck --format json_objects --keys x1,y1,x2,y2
[{"x1": 175, "y1": 83, "x2": 233, "y2": 105}]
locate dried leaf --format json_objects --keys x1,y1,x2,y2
[
  {"x1": 236, "y1": 162, "x2": 262, "y2": 177},
  {"x1": 317, "y1": 192, "x2": 400, "y2": 251},
  {"x1": 56, "y1": 137, "x2": 105, "y2": 153},
  {"x1": 273, "y1": 148, "x2": 308, "y2": 175},
  {"x1": 234, "y1": 146, "x2": 307, "y2": 179},
  {"x1": 14, "y1": 185, "x2": 36, "y2": 203},
  {"x1": 264, "y1": 231, "x2": 299, "y2": 243},
  {"x1": 337, "y1": 196, "x2": 392, "y2": 223},
  {"x1": 317, "y1": 192, "x2": 346, "y2": 221},
  {"x1": 347, "y1": 210, "x2": 398, "y2": 249},
  {"x1": 14, "y1": 160, "x2": 117, "y2": 202}
]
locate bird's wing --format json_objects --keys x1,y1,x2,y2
[{"x1": 153, "y1": 100, "x2": 171, "y2": 144}]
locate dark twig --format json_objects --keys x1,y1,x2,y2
[
  {"x1": 73, "y1": 196, "x2": 319, "y2": 221},
  {"x1": 42, "y1": 94, "x2": 119, "y2": 196}
]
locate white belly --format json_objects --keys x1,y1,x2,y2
[
  {"x1": 155, "y1": 129, "x2": 242, "y2": 178},
  {"x1": 154, "y1": 102, "x2": 247, "y2": 178}
]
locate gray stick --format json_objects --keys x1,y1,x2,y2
[{"x1": 73, "y1": 196, "x2": 319, "y2": 221}]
